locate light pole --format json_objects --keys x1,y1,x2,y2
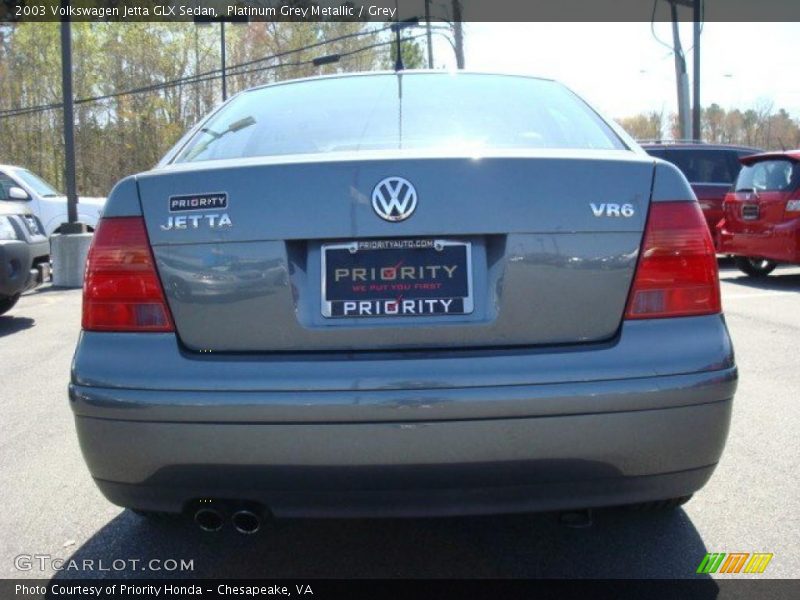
[
  {"x1": 391, "y1": 18, "x2": 420, "y2": 71},
  {"x1": 59, "y1": 17, "x2": 81, "y2": 233},
  {"x1": 424, "y1": 0, "x2": 434, "y2": 68},
  {"x1": 53, "y1": 7, "x2": 93, "y2": 289},
  {"x1": 670, "y1": 2, "x2": 691, "y2": 140},
  {"x1": 394, "y1": 22, "x2": 403, "y2": 71},
  {"x1": 692, "y1": 0, "x2": 702, "y2": 140},
  {"x1": 451, "y1": 0, "x2": 464, "y2": 69},
  {"x1": 670, "y1": 0, "x2": 703, "y2": 140},
  {"x1": 220, "y1": 21, "x2": 227, "y2": 101}
]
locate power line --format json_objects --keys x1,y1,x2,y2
[
  {"x1": 0, "y1": 32, "x2": 436, "y2": 120},
  {"x1": 226, "y1": 22, "x2": 395, "y2": 72},
  {"x1": 0, "y1": 32, "x2": 433, "y2": 121},
  {"x1": 0, "y1": 23, "x2": 404, "y2": 119},
  {"x1": 214, "y1": 32, "x2": 431, "y2": 81},
  {"x1": 0, "y1": 29, "x2": 381, "y2": 117}
]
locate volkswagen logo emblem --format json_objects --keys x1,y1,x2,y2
[{"x1": 371, "y1": 176, "x2": 418, "y2": 222}]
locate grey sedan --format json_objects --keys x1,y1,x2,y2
[{"x1": 70, "y1": 72, "x2": 735, "y2": 534}]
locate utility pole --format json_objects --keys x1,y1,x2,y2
[
  {"x1": 692, "y1": 0, "x2": 702, "y2": 140},
  {"x1": 193, "y1": 25, "x2": 200, "y2": 117},
  {"x1": 670, "y1": 1, "x2": 691, "y2": 140},
  {"x1": 393, "y1": 21, "x2": 404, "y2": 70},
  {"x1": 393, "y1": 0, "x2": 403, "y2": 71},
  {"x1": 53, "y1": 9, "x2": 92, "y2": 289},
  {"x1": 451, "y1": 0, "x2": 465, "y2": 69},
  {"x1": 424, "y1": 0, "x2": 433, "y2": 68},
  {"x1": 59, "y1": 17, "x2": 80, "y2": 232},
  {"x1": 220, "y1": 21, "x2": 227, "y2": 101}
]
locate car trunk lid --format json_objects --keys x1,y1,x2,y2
[{"x1": 137, "y1": 151, "x2": 654, "y2": 352}]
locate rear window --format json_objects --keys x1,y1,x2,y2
[
  {"x1": 173, "y1": 74, "x2": 625, "y2": 163},
  {"x1": 661, "y1": 149, "x2": 741, "y2": 184},
  {"x1": 736, "y1": 159, "x2": 799, "y2": 192}
]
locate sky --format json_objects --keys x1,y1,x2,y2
[{"x1": 426, "y1": 22, "x2": 800, "y2": 120}]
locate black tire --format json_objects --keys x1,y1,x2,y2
[
  {"x1": 0, "y1": 294, "x2": 20, "y2": 316},
  {"x1": 735, "y1": 257, "x2": 777, "y2": 278},
  {"x1": 627, "y1": 495, "x2": 693, "y2": 511}
]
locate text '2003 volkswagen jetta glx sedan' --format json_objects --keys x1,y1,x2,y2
[{"x1": 70, "y1": 72, "x2": 736, "y2": 531}]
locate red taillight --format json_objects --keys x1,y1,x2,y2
[
  {"x1": 786, "y1": 186, "x2": 800, "y2": 213},
  {"x1": 82, "y1": 217, "x2": 174, "y2": 332},
  {"x1": 625, "y1": 201, "x2": 721, "y2": 319}
]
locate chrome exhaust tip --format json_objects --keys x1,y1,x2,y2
[
  {"x1": 232, "y1": 510, "x2": 261, "y2": 535},
  {"x1": 194, "y1": 508, "x2": 223, "y2": 532}
]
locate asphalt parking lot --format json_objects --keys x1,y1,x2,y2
[{"x1": 1, "y1": 260, "x2": 798, "y2": 580}]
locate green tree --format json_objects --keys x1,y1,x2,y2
[
  {"x1": 703, "y1": 103, "x2": 725, "y2": 142},
  {"x1": 616, "y1": 111, "x2": 663, "y2": 140},
  {"x1": 385, "y1": 37, "x2": 426, "y2": 70},
  {"x1": 0, "y1": 22, "x2": 384, "y2": 196}
]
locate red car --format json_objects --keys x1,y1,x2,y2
[
  {"x1": 717, "y1": 150, "x2": 800, "y2": 276},
  {"x1": 641, "y1": 142, "x2": 761, "y2": 237}
]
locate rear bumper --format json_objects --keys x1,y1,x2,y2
[
  {"x1": 0, "y1": 239, "x2": 48, "y2": 297},
  {"x1": 717, "y1": 218, "x2": 800, "y2": 263},
  {"x1": 699, "y1": 204, "x2": 723, "y2": 239},
  {"x1": 77, "y1": 399, "x2": 731, "y2": 517},
  {"x1": 70, "y1": 315, "x2": 737, "y2": 517},
  {"x1": 94, "y1": 469, "x2": 718, "y2": 519}
]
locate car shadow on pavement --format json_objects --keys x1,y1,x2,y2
[
  {"x1": 0, "y1": 315, "x2": 35, "y2": 337},
  {"x1": 52, "y1": 507, "x2": 714, "y2": 579},
  {"x1": 23, "y1": 284, "x2": 70, "y2": 296}
]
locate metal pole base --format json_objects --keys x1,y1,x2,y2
[
  {"x1": 51, "y1": 231, "x2": 93, "y2": 288},
  {"x1": 59, "y1": 222, "x2": 91, "y2": 235}
]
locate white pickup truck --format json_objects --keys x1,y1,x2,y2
[{"x1": 0, "y1": 164, "x2": 105, "y2": 235}]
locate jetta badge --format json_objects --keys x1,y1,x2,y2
[
  {"x1": 372, "y1": 177, "x2": 418, "y2": 222},
  {"x1": 161, "y1": 191, "x2": 232, "y2": 231}
]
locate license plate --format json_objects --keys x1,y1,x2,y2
[
  {"x1": 321, "y1": 239, "x2": 473, "y2": 318},
  {"x1": 742, "y1": 204, "x2": 759, "y2": 220}
]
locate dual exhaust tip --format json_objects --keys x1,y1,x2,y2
[{"x1": 194, "y1": 507, "x2": 262, "y2": 534}]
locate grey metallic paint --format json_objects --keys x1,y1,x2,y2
[
  {"x1": 99, "y1": 176, "x2": 142, "y2": 218},
  {"x1": 76, "y1": 401, "x2": 730, "y2": 485},
  {"x1": 71, "y1": 315, "x2": 736, "y2": 513},
  {"x1": 70, "y1": 72, "x2": 735, "y2": 516},
  {"x1": 71, "y1": 316, "x2": 733, "y2": 392},
  {"x1": 71, "y1": 369, "x2": 736, "y2": 423},
  {"x1": 136, "y1": 153, "x2": 655, "y2": 351},
  {"x1": 93, "y1": 467, "x2": 716, "y2": 518}
]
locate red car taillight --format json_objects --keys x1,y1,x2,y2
[
  {"x1": 785, "y1": 186, "x2": 800, "y2": 214},
  {"x1": 625, "y1": 201, "x2": 721, "y2": 319},
  {"x1": 82, "y1": 216, "x2": 174, "y2": 332}
]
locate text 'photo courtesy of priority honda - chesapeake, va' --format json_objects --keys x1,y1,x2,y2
[{"x1": 0, "y1": 1, "x2": 798, "y2": 599}]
